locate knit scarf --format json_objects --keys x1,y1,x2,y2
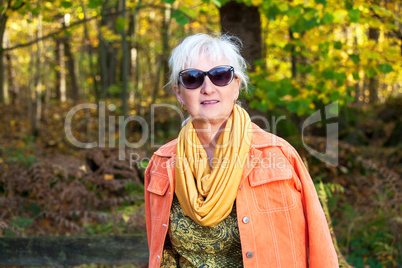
[{"x1": 175, "y1": 104, "x2": 252, "y2": 227}]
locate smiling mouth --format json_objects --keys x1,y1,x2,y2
[{"x1": 201, "y1": 100, "x2": 219, "y2": 104}]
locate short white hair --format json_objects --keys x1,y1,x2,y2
[{"x1": 168, "y1": 33, "x2": 249, "y2": 92}]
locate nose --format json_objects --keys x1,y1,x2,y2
[{"x1": 200, "y1": 76, "x2": 216, "y2": 95}]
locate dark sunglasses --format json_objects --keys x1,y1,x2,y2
[{"x1": 178, "y1": 65, "x2": 235, "y2": 89}]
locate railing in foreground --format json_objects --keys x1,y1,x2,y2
[{"x1": 0, "y1": 234, "x2": 149, "y2": 266}]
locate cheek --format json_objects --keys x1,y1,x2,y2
[{"x1": 182, "y1": 92, "x2": 197, "y2": 107}]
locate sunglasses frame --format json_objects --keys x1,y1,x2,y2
[{"x1": 178, "y1": 65, "x2": 235, "y2": 90}]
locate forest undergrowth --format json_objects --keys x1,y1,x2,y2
[{"x1": 0, "y1": 99, "x2": 400, "y2": 267}]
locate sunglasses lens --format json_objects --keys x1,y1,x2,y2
[
  {"x1": 208, "y1": 67, "x2": 233, "y2": 86},
  {"x1": 180, "y1": 70, "x2": 204, "y2": 89}
]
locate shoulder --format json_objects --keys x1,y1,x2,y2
[
  {"x1": 250, "y1": 123, "x2": 294, "y2": 150},
  {"x1": 144, "y1": 138, "x2": 177, "y2": 178},
  {"x1": 250, "y1": 123, "x2": 300, "y2": 164},
  {"x1": 153, "y1": 138, "x2": 178, "y2": 157}
]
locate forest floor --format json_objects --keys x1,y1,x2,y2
[{"x1": 0, "y1": 99, "x2": 401, "y2": 267}]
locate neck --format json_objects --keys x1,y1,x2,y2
[{"x1": 192, "y1": 119, "x2": 227, "y2": 159}]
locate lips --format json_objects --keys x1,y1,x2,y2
[{"x1": 201, "y1": 100, "x2": 219, "y2": 104}]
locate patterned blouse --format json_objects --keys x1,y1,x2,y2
[{"x1": 161, "y1": 195, "x2": 243, "y2": 267}]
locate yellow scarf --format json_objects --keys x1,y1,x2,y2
[{"x1": 175, "y1": 104, "x2": 252, "y2": 227}]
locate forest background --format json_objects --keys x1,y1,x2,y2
[{"x1": 0, "y1": 0, "x2": 401, "y2": 267}]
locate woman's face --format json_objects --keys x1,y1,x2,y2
[{"x1": 174, "y1": 55, "x2": 240, "y2": 128}]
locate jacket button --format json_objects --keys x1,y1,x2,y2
[
  {"x1": 246, "y1": 252, "x2": 253, "y2": 258},
  {"x1": 242, "y1": 217, "x2": 249, "y2": 224}
]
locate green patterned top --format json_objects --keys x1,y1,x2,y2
[{"x1": 161, "y1": 195, "x2": 243, "y2": 267}]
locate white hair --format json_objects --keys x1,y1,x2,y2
[{"x1": 168, "y1": 33, "x2": 249, "y2": 92}]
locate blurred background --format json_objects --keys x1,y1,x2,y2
[{"x1": 0, "y1": 0, "x2": 401, "y2": 267}]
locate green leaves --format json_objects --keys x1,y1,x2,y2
[
  {"x1": 180, "y1": 6, "x2": 197, "y2": 19},
  {"x1": 360, "y1": 64, "x2": 394, "y2": 79},
  {"x1": 349, "y1": 53, "x2": 360, "y2": 64},
  {"x1": 115, "y1": 17, "x2": 126, "y2": 31},
  {"x1": 322, "y1": 12, "x2": 334, "y2": 24},
  {"x1": 61, "y1": 1, "x2": 73, "y2": 8},
  {"x1": 88, "y1": 0, "x2": 103, "y2": 9},
  {"x1": 334, "y1": 41, "x2": 342, "y2": 50},
  {"x1": 266, "y1": 4, "x2": 281, "y2": 20},
  {"x1": 12, "y1": 0, "x2": 24, "y2": 9},
  {"x1": 321, "y1": 69, "x2": 346, "y2": 87},
  {"x1": 211, "y1": 0, "x2": 227, "y2": 8},
  {"x1": 162, "y1": 0, "x2": 175, "y2": 4},
  {"x1": 348, "y1": 9, "x2": 360, "y2": 23},
  {"x1": 378, "y1": 64, "x2": 393, "y2": 74},
  {"x1": 345, "y1": 0, "x2": 353, "y2": 10},
  {"x1": 365, "y1": 67, "x2": 378, "y2": 78},
  {"x1": 172, "y1": 10, "x2": 189, "y2": 26},
  {"x1": 315, "y1": 0, "x2": 326, "y2": 7}
]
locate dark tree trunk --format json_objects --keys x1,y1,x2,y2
[
  {"x1": 99, "y1": 0, "x2": 119, "y2": 99},
  {"x1": 6, "y1": 50, "x2": 18, "y2": 103},
  {"x1": 128, "y1": 0, "x2": 142, "y2": 109},
  {"x1": 152, "y1": 6, "x2": 171, "y2": 103},
  {"x1": 64, "y1": 39, "x2": 80, "y2": 102},
  {"x1": 354, "y1": 24, "x2": 361, "y2": 106},
  {"x1": 219, "y1": 1, "x2": 261, "y2": 70},
  {"x1": 33, "y1": 4, "x2": 43, "y2": 137},
  {"x1": 120, "y1": 0, "x2": 128, "y2": 118},
  {"x1": 80, "y1": 1, "x2": 99, "y2": 102},
  {"x1": 161, "y1": 6, "x2": 171, "y2": 92},
  {"x1": 0, "y1": 8, "x2": 8, "y2": 104},
  {"x1": 368, "y1": 27, "x2": 379, "y2": 103},
  {"x1": 289, "y1": 29, "x2": 297, "y2": 79}
]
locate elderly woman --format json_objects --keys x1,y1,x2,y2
[{"x1": 145, "y1": 33, "x2": 338, "y2": 267}]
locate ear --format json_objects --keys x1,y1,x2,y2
[{"x1": 174, "y1": 85, "x2": 184, "y2": 105}]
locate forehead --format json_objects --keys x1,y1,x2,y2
[{"x1": 184, "y1": 53, "x2": 231, "y2": 71}]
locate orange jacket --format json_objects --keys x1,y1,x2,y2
[{"x1": 145, "y1": 124, "x2": 339, "y2": 267}]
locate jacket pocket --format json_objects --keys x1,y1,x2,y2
[
  {"x1": 147, "y1": 172, "x2": 170, "y2": 219},
  {"x1": 249, "y1": 165, "x2": 297, "y2": 213}
]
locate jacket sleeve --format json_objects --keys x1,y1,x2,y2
[{"x1": 288, "y1": 146, "x2": 339, "y2": 268}]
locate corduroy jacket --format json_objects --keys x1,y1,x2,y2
[{"x1": 145, "y1": 124, "x2": 339, "y2": 267}]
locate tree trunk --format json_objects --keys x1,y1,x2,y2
[
  {"x1": 1, "y1": 48, "x2": 8, "y2": 104},
  {"x1": 120, "y1": 0, "x2": 128, "y2": 118},
  {"x1": 0, "y1": 1, "x2": 8, "y2": 104},
  {"x1": 152, "y1": 6, "x2": 171, "y2": 103},
  {"x1": 289, "y1": 29, "x2": 297, "y2": 79},
  {"x1": 128, "y1": 0, "x2": 142, "y2": 108},
  {"x1": 99, "y1": 35, "x2": 108, "y2": 99},
  {"x1": 32, "y1": 3, "x2": 43, "y2": 137},
  {"x1": 368, "y1": 27, "x2": 379, "y2": 103},
  {"x1": 161, "y1": 6, "x2": 171, "y2": 92},
  {"x1": 64, "y1": 38, "x2": 80, "y2": 102},
  {"x1": 55, "y1": 37, "x2": 67, "y2": 102},
  {"x1": 28, "y1": 12, "x2": 37, "y2": 136},
  {"x1": 44, "y1": 54, "x2": 51, "y2": 116},
  {"x1": 354, "y1": 24, "x2": 361, "y2": 106},
  {"x1": 99, "y1": 0, "x2": 119, "y2": 99},
  {"x1": 219, "y1": 1, "x2": 261, "y2": 70},
  {"x1": 6, "y1": 42, "x2": 19, "y2": 104},
  {"x1": 81, "y1": 0, "x2": 99, "y2": 101}
]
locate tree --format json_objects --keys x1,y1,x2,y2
[
  {"x1": 0, "y1": 0, "x2": 24, "y2": 104},
  {"x1": 219, "y1": 1, "x2": 261, "y2": 70}
]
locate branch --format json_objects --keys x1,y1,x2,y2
[
  {"x1": 3, "y1": 10, "x2": 126, "y2": 52},
  {"x1": 2, "y1": 3, "x2": 182, "y2": 52},
  {"x1": 370, "y1": 7, "x2": 402, "y2": 40},
  {"x1": 2, "y1": 16, "x2": 97, "y2": 51}
]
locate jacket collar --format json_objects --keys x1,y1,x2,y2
[{"x1": 154, "y1": 123, "x2": 282, "y2": 158}]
